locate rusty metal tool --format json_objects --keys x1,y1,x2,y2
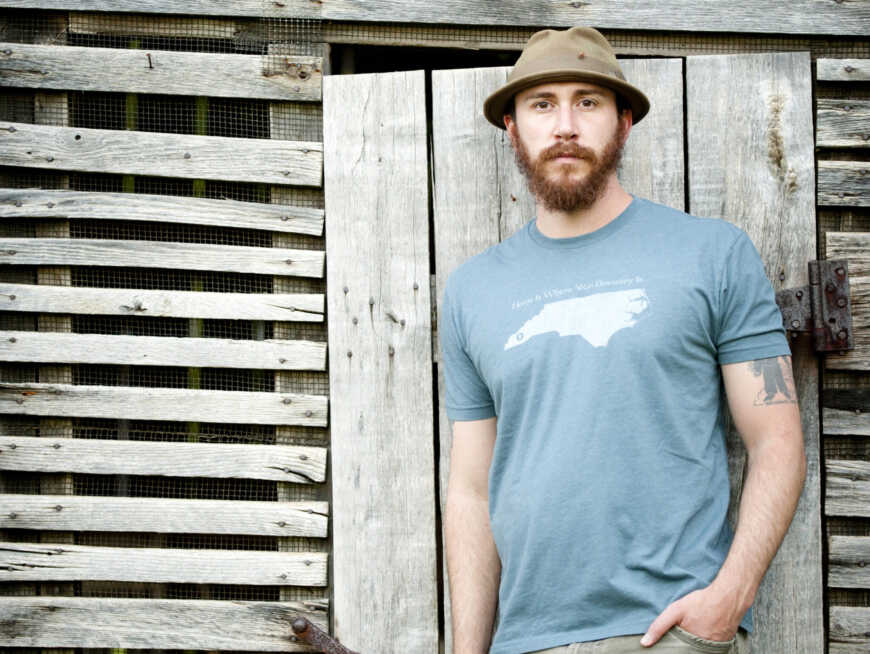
[{"x1": 291, "y1": 617, "x2": 360, "y2": 654}]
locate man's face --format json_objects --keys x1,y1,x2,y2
[{"x1": 505, "y1": 81, "x2": 631, "y2": 212}]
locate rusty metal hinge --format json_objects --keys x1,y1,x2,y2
[{"x1": 775, "y1": 260, "x2": 853, "y2": 353}]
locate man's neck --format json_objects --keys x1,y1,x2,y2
[{"x1": 534, "y1": 178, "x2": 633, "y2": 239}]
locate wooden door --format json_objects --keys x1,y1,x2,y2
[{"x1": 323, "y1": 52, "x2": 822, "y2": 653}]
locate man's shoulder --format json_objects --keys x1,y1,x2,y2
[{"x1": 634, "y1": 196, "x2": 746, "y2": 245}]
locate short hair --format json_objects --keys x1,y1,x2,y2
[{"x1": 503, "y1": 91, "x2": 632, "y2": 125}]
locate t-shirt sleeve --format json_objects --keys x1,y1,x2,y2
[
  {"x1": 715, "y1": 230, "x2": 791, "y2": 364},
  {"x1": 440, "y1": 282, "x2": 496, "y2": 421}
]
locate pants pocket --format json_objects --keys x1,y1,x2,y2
[{"x1": 668, "y1": 626, "x2": 734, "y2": 653}]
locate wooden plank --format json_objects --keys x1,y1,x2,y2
[
  {"x1": 0, "y1": 436, "x2": 326, "y2": 483},
  {"x1": 0, "y1": 542, "x2": 327, "y2": 586},
  {"x1": 0, "y1": 283, "x2": 324, "y2": 322},
  {"x1": 687, "y1": 52, "x2": 822, "y2": 653},
  {"x1": 0, "y1": 189, "x2": 324, "y2": 236},
  {"x1": 828, "y1": 536, "x2": 870, "y2": 589},
  {"x1": 1, "y1": 282, "x2": 322, "y2": 321},
  {"x1": 0, "y1": 238, "x2": 324, "y2": 278},
  {"x1": 0, "y1": 43, "x2": 321, "y2": 101},
  {"x1": 817, "y1": 59, "x2": 870, "y2": 82},
  {"x1": 0, "y1": 596, "x2": 328, "y2": 650},
  {"x1": 0, "y1": 383, "x2": 327, "y2": 427},
  {"x1": 824, "y1": 407, "x2": 870, "y2": 437},
  {"x1": 68, "y1": 12, "x2": 245, "y2": 40},
  {"x1": 826, "y1": 232, "x2": 870, "y2": 371},
  {"x1": 0, "y1": 331, "x2": 326, "y2": 371},
  {"x1": 827, "y1": 460, "x2": 870, "y2": 517},
  {"x1": 307, "y1": 0, "x2": 870, "y2": 37},
  {"x1": 324, "y1": 70, "x2": 437, "y2": 653},
  {"x1": 616, "y1": 59, "x2": 684, "y2": 210},
  {"x1": 818, "y1": 162, "x2": 870, "y2": 207},
  {"x1": 0, "y1": 494, "x2": 328, "y2": 537},
  {"x1": 322, "y1": 0, "x2": 869, "y2": 35},
  {"x1": 830, "y1": 606, "x2": 870, "y2": 654},
  {"x1": 817, "y1": 100, "x2": 870, "y2": 149},
  {"x1": 1, "y1": 0, "x2": 866, "y2": 34},
  {"x1": 0, "y1": 121, "x2": 322, "y2": 186},
  {"x1": 0, "y1": 1, "x2": 322, "y2": 19}
]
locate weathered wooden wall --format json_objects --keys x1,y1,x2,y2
[
  {"x1": 816, "y1": 57, "x2": 870, "y2": 654},
  {"x1": 0, "y1": 7, "x2": 331, "y2": 651},
  {"x1": 0, "y1": 3, "x2": 867, "y2": 654}
]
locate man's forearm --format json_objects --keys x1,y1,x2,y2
[
  {"x1": 712, "y1": 427, "x2": 807, "y2": 613},
  {"x1": 445, "y1": 490, "x2": 501, "y2": 654}
]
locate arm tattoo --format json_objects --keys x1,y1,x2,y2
[{"x1": 749, "y1": 355, "x2": 797, "y2": 406}]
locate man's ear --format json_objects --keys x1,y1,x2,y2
[
  {"x1": 619, "y1": 109, "x2": 633, "y2": 144},
  {"x1": 504, "y1": 114, "x2": 518, "y2": 144}
]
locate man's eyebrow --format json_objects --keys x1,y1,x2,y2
[{"x1": 522, "y1": 88, "x2": 606, "y2": 101}]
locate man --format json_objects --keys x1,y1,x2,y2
[{"x1": 440, "y1": 26, "x2": 806, "y2": 654}]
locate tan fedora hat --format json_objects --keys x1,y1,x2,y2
[{"x1": 483, "y1": 26, "x2": 650, "y2": 129}]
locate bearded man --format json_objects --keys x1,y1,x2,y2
[{"x1": 440, "y1": 27, "x2": 806, "y2": 654}]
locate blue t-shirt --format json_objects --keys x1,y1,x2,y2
[{"x1": 440, "y1": 197, "x2": 790, "y2": 654}]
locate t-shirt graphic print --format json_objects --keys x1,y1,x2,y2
[{"x1": 503, "y1": 287, "x2": 650, "y2": 350}]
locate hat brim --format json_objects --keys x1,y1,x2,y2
[{"x1": 483, "y1": 69, "x2": 650, "y2": 129}]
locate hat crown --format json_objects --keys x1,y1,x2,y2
[{"x1": 511, "y1": 27, "x2": 621, "y2": 84}]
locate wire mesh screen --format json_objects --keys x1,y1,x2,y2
[{"x1": 0, "y1": 7, "x2": 331, "y2": 646}]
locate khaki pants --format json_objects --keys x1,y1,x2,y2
[{"x1": 530, "y1": 626, "x2": 749, "y2": 654}]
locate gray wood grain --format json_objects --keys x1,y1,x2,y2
[
  {"x1": 324, "y1": 70, "x2": 438, "y2": 653},
  {"x1": 0, "y1": 189, "x2": 324, "y2": 235},
  {"x1": 828, "y1": 536, "x2": 870, "y2": 589},
  {"x1": 1, "y1": 0, "x2": 866, "y2": 33},
  {"x1": 0, "y1": 1, "x2": 321, "y2": 18},
  {"x1": 0, "y1": 121, "x2": 322, "y2": 186},
  {"x1": 0, "y1": 238, "x2": 324, "y2": 278},
  {"x1": 830, "y1": 606, "x2": 870, "y2": 654},
  {"x1": 0, "y1": 494, "x2": 328, "y2": 536},
  {"x1": 0, "y1": 596, "x2": 328, "y2": 649},
  {"x1": 0, "y1": 331, "x2": 325, "y2": 371},
  {"x1": 827, "y1": 460, "x2": 870, "y2": 517},
  {"x1": 824, "y1": 408, "x2": 870, "y2": 437},
  {"x1": 818, "y1": 162, "x2": 870, "y2": 207},
  {"x1": 817, "y1": 59, "x2": 870, "y2": 82},
  {"x1": 687, "y1": 52, "x2": 822, "y2": 653},
  {"x1": 826, "y1": 232, "x2": 870, "y2": 371},
  {"x1": 68, "y1": 12, "x2": 244, "y2": 39},
  {"x1": 0, "y1": 541, "x2": 327, "y2": 586},
  {"x1": 320, "y1": 0, "x2": 870, "y2": 35},
  {"x1": 0, "y1": 436, "x2": 326, "y2": 483},
  {"x1": 0, "y1": 283, "x2": 324, "y2": 322},
  {"x1": 817, "y1": 100, "x2": 870, "y2": 149},
  {"x1": 0, "y1": 383, "x2": 327, "y2": 427},
  {"x1": 619, "y1": 59, "x2": 685, "y2": 210},
  {"x1": 0, "y1": 43, "x2": 321, "y2": 101}
]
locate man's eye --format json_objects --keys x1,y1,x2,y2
[
  {"x1": 533, "y1": 101, "x2": 551, "y2": 110},
  {"x1": 579, "y1": 99, "x2": 597, "y2": 109}
]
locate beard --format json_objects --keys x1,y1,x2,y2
[{"x1": 513, "y1": 121, "x2": 627, "y2": 213}]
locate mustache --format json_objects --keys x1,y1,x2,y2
[{"x1": 539, "y1": 143, "x2": 597, "y2": 162}]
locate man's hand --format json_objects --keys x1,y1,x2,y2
[{"x1": 640, "y1": 583, "x2": 744, "y2": 647}]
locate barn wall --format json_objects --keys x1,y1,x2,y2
[
  {"x1": 0, "y1": 3, "x2": 868, "y2": 653},
  {"x1": 0, "y1": 8, "x2": 331, "y2": 653}
]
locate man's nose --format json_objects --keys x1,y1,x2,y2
[{"x1": 554, "y1": 106, "x2": 578, "y2": 140}]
